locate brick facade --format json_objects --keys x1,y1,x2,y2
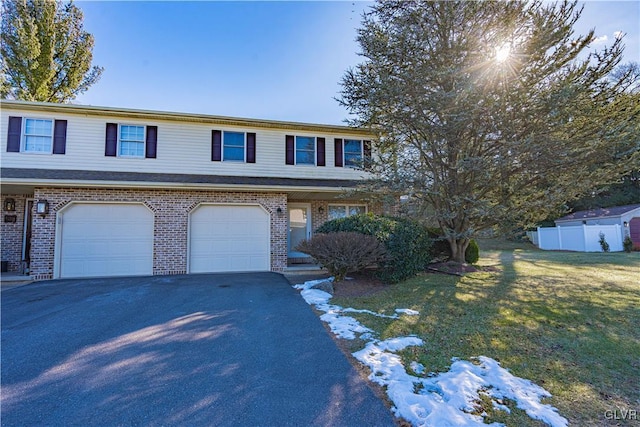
[
  {"x1": 29, "y1": 187, "x2": 288, "y2": 280},
  {"x1": 0, "y1": 194, "x2": 30, "y2": 273}
]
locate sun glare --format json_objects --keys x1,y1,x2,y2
[{"x1": 495, "y1": 44, "x2": 511, "y2": 63}]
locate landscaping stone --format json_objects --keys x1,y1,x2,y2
[{"x1": 310, "y1": 279, "x2": 334, "y2": 294}]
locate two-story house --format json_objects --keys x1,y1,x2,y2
[{"x1": 1, "y1": 100, "x2": 380, "y2": 280}]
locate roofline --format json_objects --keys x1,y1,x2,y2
[
  {"x1": 0, "y1": 168, "x2": 363, "y2": 193},
  {"x1": 555, "y1": 205, "x2": 640, "y2": 222},
  {"x1": 0, "y1": 99, "x2": 373, "y2": 136},
  {"x1": 0, "y1": 177, "x2": 353, "y2": 193}
]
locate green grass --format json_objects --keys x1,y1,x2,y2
[{"x1": 332, "y1": 240, "x2": 640, "y2": 427}]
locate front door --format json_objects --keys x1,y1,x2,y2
[
  {"x1": 288, "y1": 204, "x2": 312, "y2": 261},
  {"x1": 22, "y1": 199, "x2": 33, "y2": 273}
]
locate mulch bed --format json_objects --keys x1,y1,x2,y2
[{"x1": 332, "y1": 271, "x2": 390, "y2": 298}]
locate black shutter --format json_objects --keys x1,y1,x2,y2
[
  {"x1": 52, "y1": 120, "x2": 67, "y2": 154},
  {"x1": 211, "y1": 130, "x2": 222, "y2": 161},
  {"x1": 105, "y1": 123, "x2": 118, "y2": 156},
  {"x1": 334, "y1": 138, "x2": 343, "y2": 167},
  {"x1": 363, "y1": 140, "x2": 372, "y2": 169},
  {"x1": 246, "y1": 132, "x2": 256, "y2": 163},
  {"x1": 317, "y1": 137, "x2": 325, "y2": 166},
  {"x1": 6, "y1": 116, "x2": 22, "y2": 152},
  {"x1": 285, "y1": 135, "x2": 295, "y2": 165},
  {"x1": 145, "y1": 126, "x2": 157, "y2": 158}
]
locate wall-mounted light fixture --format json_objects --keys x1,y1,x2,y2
[
  {"x1": 624, "y1": 221, "x2": 629, "y2": 227},
  {"x1": 276, "y1": 207, "x2": 283, "y2": 214},
  {"x1": 35, "y1": 200, "x2": 49, "y2": 215},
  {"x1": 3, "y1": 198, "x2": 16, "y2": 212},
  {"x1": 318, "y1": 206, "x2": 325, "y2": 214}
]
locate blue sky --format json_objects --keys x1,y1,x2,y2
[{"x1": 74, "y1": 1, "x2": 640, "y2": 125}]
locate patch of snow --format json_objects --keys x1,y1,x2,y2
[
  {"x1": 293, "y1": 279, "x2": 567, "y2": 427},
  {"x1": 293, "y1": 277, "x2": 334, "y2": 291},
  {"x1": 410, "y1": 361, "x2": 426, "y2": 375},
  {"x1": 320, "y1": 312, "x2": 373, "y2": 340},
  {"x1": 395, "y1": 308, "x2": 420, "y2": 316},
  {"x1": 299, "y1": 289, "x2": 332, "y2": 306},
  {"x1": 342, "y1": 307, "x2": 398, "y2": 319}
]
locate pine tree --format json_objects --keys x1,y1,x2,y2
[{"x1": 1, "y1": 0, "x2": 103, "y2": 102}]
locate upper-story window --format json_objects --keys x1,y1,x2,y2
[
  {"x1": 105, "y1": 123, "x2": 157, "y2": 159},
  {"x1": 119, "y1": 125, "x2": 145, "y2": 157},
  {"x1": 344, "y1": 139, "x2": 363, "y2": 167},
  {"x1": 296, "y1": 136, "x2": 316, "y2": 165},
  {"x1": 223, "y1": 131, "x2": 245, "y2": 161},
  {"x1": 211, "y1": 130, "x2": 256, "y2": 163},
  {"x1": 24, "y1": 118, "x2": 53, "y2": 153},
  {"x1": 285, "y1": 135, "x2": 325, "y2": 166},
  {"x1": 6, "y1": 116, "x2": 67, "y2": 155},
  {"x1": 334, "y1": 138, "x2": 371, "y2": 169}
]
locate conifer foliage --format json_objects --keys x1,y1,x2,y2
[{"x1": 1, "y1": 0, "x2": 103, "y2": 102}]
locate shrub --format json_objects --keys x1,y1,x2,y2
[
  {"x1": 598, "y1": 232, "x2": 610, "y2": 252},
  {"x1": 295, "y1": 232, "x2": 387, "y2": 282},
  {"x1": 465, "y1": 239, "x2": 480, "y2": 264},
  {"x1": 623, "y1": 236, "x2": 633, "y2": 253},
  {"x1": 316, "y1": 213, "x2": 432, "y2": 283}
]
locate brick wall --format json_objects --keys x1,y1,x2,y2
[
  {"x1": 0, "y1": 195, "x2": 30, "y2": 273},
  {"x1": 30, "y1": 187, "x2": 287, "y2": 280}
]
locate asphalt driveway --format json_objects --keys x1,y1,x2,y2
[{"x1": 1, "y1": 273, "x2": 395, "y2": 427}]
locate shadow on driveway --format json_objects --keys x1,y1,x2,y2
[{"x1": 1, "y1": 273, "x2": 394, "y2": 426}]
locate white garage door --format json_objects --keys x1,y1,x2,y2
[
  {"x1": 59, "y1": 203, "x2": 154, "y2": 278},
  {"x1": 189, "y1": 205, "x2": 270, "y2": 273}
]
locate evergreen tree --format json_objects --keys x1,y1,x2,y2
[
  {"x1": 339, "y1": 0, "x2": 640, "y2": 262},
  {"x1": 1, "y1": 0, "x2": 103, "y2": 102}
]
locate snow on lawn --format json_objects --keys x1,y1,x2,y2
[{"x1": 294, "y1": 279, "x2": 568, "y2": 427}]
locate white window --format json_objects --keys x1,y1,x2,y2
[
  {"x1": 328, "y1": 204, "x2": 367, "y2": 221},
  {"x1": 119, "y1": 125, "x2": 145, "y2": 157},
  {"x1": 344, "y1": 139, "x2": 363, "y2": 167},
  {"x1": 296, "y1": 136, "x2": 315, "y2": 165},
  {"x1": 223, "y1": 131, "x2": 245, "y2": 161},
  {"x1": 23, "y1": 118, "x2": 53, "y2": 153}
]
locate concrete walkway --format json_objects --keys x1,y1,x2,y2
[{"x1": 1, "y1": 273, "x2": 394, "y2": 427}]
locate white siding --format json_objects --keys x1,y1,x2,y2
[{"x1": 1, "y1": 107, "x2": 370, "y2": 182}]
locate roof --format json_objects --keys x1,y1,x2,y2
[
  {"x1": 0, "y1": 99, "x2": 373, "y2": 136},
  {"x1": 555, "y1": 204, "x2": 640, "y2": 222}
]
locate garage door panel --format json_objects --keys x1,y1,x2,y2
[
  {"x1": 189, "y1": 205, "x2": 270, "y2": 273},
  {"x1": 60, "y1": 203, "x2": 154, "y2": 278}
]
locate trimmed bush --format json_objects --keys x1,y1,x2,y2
[
  {"x1": 465, "y1": 239, "x2": 479, "y2": 264},
  {"x1": 599, "y1": 232, "x2": 610, "y2": 252},
  {"x1": 316, "y1": 213, "x2": 432, "y2": 283},
  {"x1": 295, "y1": 232, "x2": 388, "y2": 282},
  {"x1": 623, "y1": 236, "x2": 633, "y2": 253}
]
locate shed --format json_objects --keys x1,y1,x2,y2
[{"x1": 555, "y1": 204, "x2": 640, "y2": 247}]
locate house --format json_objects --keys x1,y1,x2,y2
[
  {"x1": 555, "y1": 204, "x2": 640, "y2": 247},
  {"x1": 1, "y1": 100, "x2": 382, "y2": 280}
]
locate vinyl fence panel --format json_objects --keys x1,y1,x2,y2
[{"x1": 537, "y1": 225, "x2": 622, "y2": 252}]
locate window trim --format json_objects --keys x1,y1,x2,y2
[
  {"x1": 343, "y1": 139, "x2": 363, "y2": 168},
  {"x1": 295, "y1": 135, "x2": 316, "y2": 166},
  {"x1": 222, "y1": 130, "x2": 246, "y2": 162},
  {"x1": 327, "y1": 204, "x2": 368, "y2": 220},
  {"x1": 22, "y1": 117, "x2": 54, "y2": 154},
  {"x1": 117, "y1": 124, "x2": 146, "y2": 158}
]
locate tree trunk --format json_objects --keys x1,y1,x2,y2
[{"x1": 448, "y1": 238, "x2": 469, "y2": 263}]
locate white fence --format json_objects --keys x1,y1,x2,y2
[{"x1": 533, "y1": 225, "x2": 623, "y2": 252}]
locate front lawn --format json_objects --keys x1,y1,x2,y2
[{"x1": 331, "y1": 240, "x2": 640, "y2": 426}]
